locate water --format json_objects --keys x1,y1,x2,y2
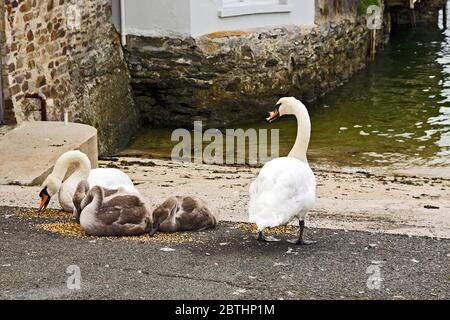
[{"x1": 127, "y1": 26, "x2": 450, "y2": 169}]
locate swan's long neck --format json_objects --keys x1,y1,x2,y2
[
  {"x1": 52, "y1": 152, "x2": 91, "y2": 211},
  {"x1": 81, "y1": 186, "x2": 103, "y2": 215},
  {"x1": 288, "y1": 102, "x2": 311, "y2": 163},
  {"x1": 52, "y1": 151, "x2": 91, "y2": 182},
  {"x1": 73, "y1": 180, "x2": 90, "y2": 219}
]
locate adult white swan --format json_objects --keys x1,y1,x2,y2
[
  {"x1": 39, "y1": 150, "x2": 137, "y2": 212},
  {"x1": 248, "y1": 97, "x2": 316, "y2": 245}
]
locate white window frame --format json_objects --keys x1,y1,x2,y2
[{"x1": 218, "y1": 0, "x2": 292, "y2": 18}]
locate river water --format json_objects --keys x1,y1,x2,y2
[{"x1": 127, "y1": 22, "x2": 450, "y2": 169}]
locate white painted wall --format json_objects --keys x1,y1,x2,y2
[
  {"x1": 123, "y1": 0, "x2": 191, "y2": 37},
  {"x1": 190, "y1": 0, "x2": 315, "y2": 37},
  {"x1": 110, "y1": 0, "x2": 121, "y2": 33},
  {"x1": 120, "y1": 0, "x2": 316, "y2": 38}
]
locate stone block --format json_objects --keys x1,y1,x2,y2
[{"x1": 0, "y1": 121, "x2": 98, "y2": 186}]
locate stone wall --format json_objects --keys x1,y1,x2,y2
[
  {"x1": 0, "y1": 1, "x2": 15, "y2": 124},
  {"x1": 126, "y1": 16, "x2": 389, "y2": 128},
  {"x1": 390, "y1": 0, "x2": 448, "y2": 26},
  {"x1": 315, "y1": 0, "x2": 359, "y2": 24},
  {"x1": 0, "y1": 1, "x2": 4, "y2": 123},
  {"x1": 2, "y1": 0, "x2": 137, "y2": 155}
]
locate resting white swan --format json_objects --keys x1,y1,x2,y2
[
  {"x1": 39, "y1": 150, "x2": 137, "y2": 212},
  {"x1": 248, "y1": 97, "x2": 316, "y2": 245}
]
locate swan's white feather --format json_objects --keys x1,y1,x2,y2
[
  {"x1": 48, "y1": 151, "x2": 139, "y2": 212},
  {"x1": 88, "y1": 168, "x2": 137, "y2": 193},
  {"x1": 248, "y1": 157, "x2": 316, "y2": 230}
]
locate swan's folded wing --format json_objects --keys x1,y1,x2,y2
[
  {"x1": 115, "y1": 207, "x2": 149, "y2": 225},
  {"x1": 88, "y1": 168, "x2": 136, "y2": 191},
  {"x1": 248, "y1": 157, "x2": 316, "y2": 229},
  {"x1": 249, "y1": 180, "x2": 257, "y2": 198},
  {"x1": 95, "y1": 208, "x2": 121, "y2": 225},
  {"x1": 99, "y1": 195, "x2": 148, "y2": 225}
]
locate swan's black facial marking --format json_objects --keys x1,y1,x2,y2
[
  {"x1": 38, "y1": 187, "x2": 47, "y2": 198},
  {"x1": 149, "y1": 207, "x2": 168, "y2": 236},
  {"x1": 148, "y1": 220, "x2": 160, "y2": 237},
  {"x1": 39, "y1": 187, "x2": 51, "y2": 211},
  {"x1": 267, "y1": 103, "x2": 282, "y2": 123}
]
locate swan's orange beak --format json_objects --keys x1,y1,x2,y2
[
  {"x1": 266, "y1": 109, "x2": 280, "y2": 123},
  {"x1": 39, "y1": 187, "x2": 51, "y2": 212},
  {"x1": 39, "y1": 194, "x2": 50, "y2": 211}
]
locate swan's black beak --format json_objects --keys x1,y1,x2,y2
[
  {"x1": 149, "y1": 221, "x2": 160, "y2": 237},
  {"x1": 39, "y1": 187, "x2": 51, "y2": 212},
  {"x1": 73, "y1": 207, "x2": 81, "y2": 223}
]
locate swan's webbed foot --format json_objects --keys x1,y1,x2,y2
[
  {"x1": 257, "y1": 231, "x2": 281, "y2": 242},
  {"x1": 287, "y1": 238, "x2": 317, "y2": 245},
  {"x1": 287, "y1": 220, "x2": 317, "y2": 246}
]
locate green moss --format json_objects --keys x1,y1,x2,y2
[{"x1": 358, "y1": 0, "x2": 380, "y2": 15}]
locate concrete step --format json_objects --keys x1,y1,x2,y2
[{"x1": 0, "y1": 121, "x2": 98, "y2": 186}]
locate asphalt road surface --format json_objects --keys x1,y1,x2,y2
[{"x1": 0, "y1": 206, "x2": 449, "y2": 300}]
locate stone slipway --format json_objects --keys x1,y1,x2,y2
[
  {"x1": 0, "y1": 121, "x2": 98, "y2": 186},
  {"x1": 2, "y1": 156, "x2": 448, "y2": 240}
]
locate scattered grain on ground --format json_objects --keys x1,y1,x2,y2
[
  {"x1": 233, "y1": 222, "x2": 297, "y2": 235},
  {"x1": 35, "y1": 221, "x2": 202, "y2": 244},
  {"x1": 16, "y1": 208, "x2": 72, "y2": 219}
]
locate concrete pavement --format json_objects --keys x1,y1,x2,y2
[{"x1": 0, "y1": 206, "x2": 448, "y2": 300}]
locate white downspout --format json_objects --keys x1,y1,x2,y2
[{"x1": 120, "y1": 0, "x2": 126, "y2": 46}]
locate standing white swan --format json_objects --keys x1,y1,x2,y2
[
  {"x1": 39, "y1": 150, "x2": 137, "y2": 212},
  {"x1": 248, "y1": 97, "x2": 316, "y2": 245}
]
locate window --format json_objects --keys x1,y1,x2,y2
[{"x1": 218, "y1": 0, "x2": 291, "y2": 18}]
